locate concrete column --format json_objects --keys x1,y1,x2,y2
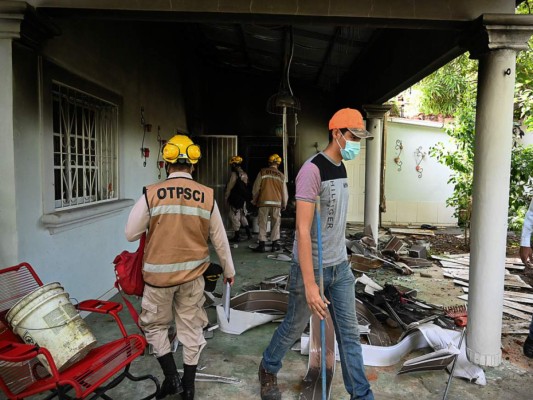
[
  {"x1": 0, "y1": 3, "x2": 24, "y2": 265},
  {"x1": 362, "y1": 104, "x2": 391, "y2": 240},
  {"x1": 467, "y1": 15, "x2": 533, "y2": 367}
]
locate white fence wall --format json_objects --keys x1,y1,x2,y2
[{"x1": 345, "y1": 117, "x2": 457, "y2": 226}]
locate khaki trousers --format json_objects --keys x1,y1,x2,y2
[
  {"x1": 140, "y1": 276, "x2": 208, "y2": 365},
  {"x1": 258, "y1": 206, "x2": 281, "y2": 242},
  {"x1": 229, "y1": 205, "x2": 249, "y2": 232}
]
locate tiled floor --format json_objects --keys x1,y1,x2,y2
[{"x1": 14, "y1": 229, "x2": 533, "y2": 400}]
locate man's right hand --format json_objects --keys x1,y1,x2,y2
[
  {"x1": 304, "y1": 282, "x2": 330, "y2": 320},
  {"x1": 520, "y1": 246, "x2": 532, "y2": 267},
  {"x1": 224, "y1": 276, "x2": 235, "y2": 286}
]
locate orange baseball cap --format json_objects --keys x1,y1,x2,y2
[{"x1": 328, "y1": 108, "x2": 372, "y2": 138}]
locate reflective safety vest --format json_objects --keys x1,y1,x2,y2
[
  {"x1": 143, "y1": 177, "x2": 214, "y2": 287},
  {"x1": 256, "y1": 167, "x2": 285, "y2": 208}
]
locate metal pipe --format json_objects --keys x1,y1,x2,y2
[
  {"x1": 442, "y1": 326, "x2": 467, "y2": 400},
  {"x1": 315, "y1": 196, "x2": 326, "y2": 400}
]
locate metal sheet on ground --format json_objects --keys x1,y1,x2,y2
[{"x1": 299, "y1": 310, "x2": 336, "y2": 400}]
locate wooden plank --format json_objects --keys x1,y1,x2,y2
[
  {"x1": 504, "y1": 296, "x2": 533, "y2": 305},
  {"x1": 434, "y1": 255, "x2": 525, "y2": 270},
  {"x1": 503, "y1": 299, "x2": 533, "y2": 314},
  {"x1": 442, "y1": 268, "x2": 511, "y2": 277},
  {"x1": 452, "y1": 278, "x2": 532, "y2": 290},
  {"x1": 389, "y1": 228, "x2": 435, "y2": 236},
  {"x1": 502, "y1": 327, "x2": 530, "y2": 334},
  {"x1": 458, "y1": 295, "x2": 532, "y2": 320},
  {"x1": 431, "y1": 255, "x2": 469, "y2": 265},
  {"x1": 459, "y1": 291, "x2": 533, "y2": 304},
  {"x1": 502, "y1": 321, "x2": 531, "y2": 334},
  {"x1": 443, "y1": 253, "x2": 471, "y2": 259},
  {"x1": 505, "y1": 263, "x2": 525, "y2": 271},
  {"x1": 463, "y1": 287, "x2": 533, "y2": 301},
  {"x1": 504, "y1": 275, "x2": 533, "y2": 289},
  {"x1": 502, "y1": 306, "x2": 532, "y2": 320},
  {"x1": 439, "y1": 261, "x2": 469, "y2": 269}
]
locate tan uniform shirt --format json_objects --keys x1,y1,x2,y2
[
  {"x1": 125, "y1": 172, "x2": 235, "y2": 284},
  {"x1": 252, "y1": 166, "x2": 288, "y2": 208}
]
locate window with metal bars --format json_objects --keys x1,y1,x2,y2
[{"x1": 52, "y1": 83, "x2": 118, "y2": 209}]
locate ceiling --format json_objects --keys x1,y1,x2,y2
[
  {"x1": 32, "y1": 1, "x2": 524, "y2": 108},
  {"x1": 188, "y1": 19, "x2": 470, "y2": 107},
  {"x1": 194, "y1": 23, "x2": 373, "y2": 92}
]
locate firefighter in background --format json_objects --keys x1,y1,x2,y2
[
  {"x1": 125, "y1": 135, "x2": 235, "y2": 400},
  {"x1": 251, "y1": 154, "x2": 288, "y2": 252},
  {"x1": 225, "y1": 156, "x2": 252, "y2": 242}
]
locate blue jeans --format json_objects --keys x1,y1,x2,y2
[
  {"x1": 529, "y1": 315, "x2": 533, "y2": 339},
  {"x1": 262, "y1": 260, "x2": 374, "y2": 400}
]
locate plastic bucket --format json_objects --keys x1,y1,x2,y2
[
  {"x1": 252, "y1": 216, "x2": 271, "y2": 234},
  {"x1": 6, "y1": 282, "x2": 97, "y2": 373}
]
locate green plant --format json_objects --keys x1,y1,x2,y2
[{"x1": 422, "y1": 13, "x2": 533, "y2": 240}]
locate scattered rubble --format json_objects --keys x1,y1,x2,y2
[{"x1": 208, "y1": 225, "x2": 530, "y2": 397}]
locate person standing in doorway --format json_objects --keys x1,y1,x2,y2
[
  {"x1": 225, "y1": 155, "x2": 252, "y2": 242},
  {"x1": 125, "y1": 135, "x2": 236, "y2": 400},
  {"x1": 258, "y1": 108, "x2": 375, "y2": 400},
  {"x1": 519, "y1": 197, "x2": 533, "y2": 358},
  {"x1": 251, "y1": 154, "x2": 288, "y2": 252}
]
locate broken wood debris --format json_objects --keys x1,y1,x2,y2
[
  {"x1": 501, "y1": 320, "x2": 531, "y2": 334},
  {"x1": 443, "y1": 270, "x2": 532, "y2": 289},
  {"x1": 461, "y1": 287, "x2": 533, "y2": 304},
  {"x1": 388, "y1": 227, "x2": 436, "y2": 236},
  {"x1": 434, "y1": 253, "x2": 533, "y2": 323},
  {"x1": 348, "y1": 231, "x2": 434, "y2": 277}
]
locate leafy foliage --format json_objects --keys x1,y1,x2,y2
[
  {"x1": 428, "y1": 101, "x2": 476, "y2": 224},
  {"x1": 416, "y1": 56, "x2": 477, "y2": 117},
  {"x1": 421, "y1": 3, "x2": 533, "y2": 235},
  {"x1": 515, "y1": 1, "x2": 533, "y2": 131}
]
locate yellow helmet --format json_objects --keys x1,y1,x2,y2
[
  {"x1": 162, "y1": 135, "x2": 201, "y2": 164},
  {"x1": 229, "y1": 155, "x2": 243, "y2": 165},
  {"x1": 268, "y1": 154, "x2": 282, "y2": 164}
]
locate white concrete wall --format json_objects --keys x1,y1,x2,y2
[
  {"x1": 294, "y1": 114, "x2": 457, "y2": 226},
  {"x1": 344, "y1": 145, "x2": 367, "y2": 223},
  {"x1": 381, "y1": 118, "x2": 457, "y2": 226},
  {"x1": 517, "y1": 129, "x2": 533, "y2": 146},
  {"x1": 10, "y1": 20, "x2": 189, "y2": 301}
]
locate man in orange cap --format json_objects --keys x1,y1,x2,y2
[{"x1": 258, "y1": 109, "x2": 374, "y2": 400}]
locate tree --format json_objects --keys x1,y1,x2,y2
[{"x1": 419, "y1": 2, "x2": 533, "y2": 242}]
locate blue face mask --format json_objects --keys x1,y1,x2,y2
[{"x1": 336, "y1": 135, "x2": 361, "y2": 160}]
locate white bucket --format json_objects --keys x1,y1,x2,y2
[
  {"x1": 252, "y1": 216, "x2": 271, "y2": 234},
  {"x1": 6, "y1": 282, "x2": 97, "y2": 373}
]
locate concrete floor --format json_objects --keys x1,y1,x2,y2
[{"x1": 30, "y1": 229, "x2": 533, "y2": 400}]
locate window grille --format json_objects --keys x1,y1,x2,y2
[{"x1": 52, "y1": 83, "x2": 118, "y2": 209}]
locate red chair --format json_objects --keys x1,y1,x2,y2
[{"x1": 0, "y1": 262, "x2": 159, "y2": 399}]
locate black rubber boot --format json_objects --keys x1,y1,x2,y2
[
  {"x1": 524, "y1": 336, "x2": 533, "y2": 358},
  {"x1": 245, "y1": 226, "x2": 252, "y2": 240},
  {"x1": 156, "y1": 353, "x2": 183, "y2": 399},
  {"x1": 230, "y1": 230, "x2": 241, "y2": 243},
  {"x1": 258, "y1": 361, "x2": 281, "y2": 400},
  {"x1": 180, "y1": 364, "x2": 197, "y2": 400},
  {"x1": 253, "y1": 241, "x2": 266, "y2": 253},
  {"x1": 271, "y1": 241, "x2": 281, "y2": 251}
]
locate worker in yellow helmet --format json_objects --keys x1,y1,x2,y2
[
  {"x1": 251, "y1": 154, "x2": 288, "y2": 252},
  {"x1": 125, "y1": 134, "x2": 236, "y2": 400},
  {"x1": 225, "y1": 156, "x2": 252, "y2": 242}
]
